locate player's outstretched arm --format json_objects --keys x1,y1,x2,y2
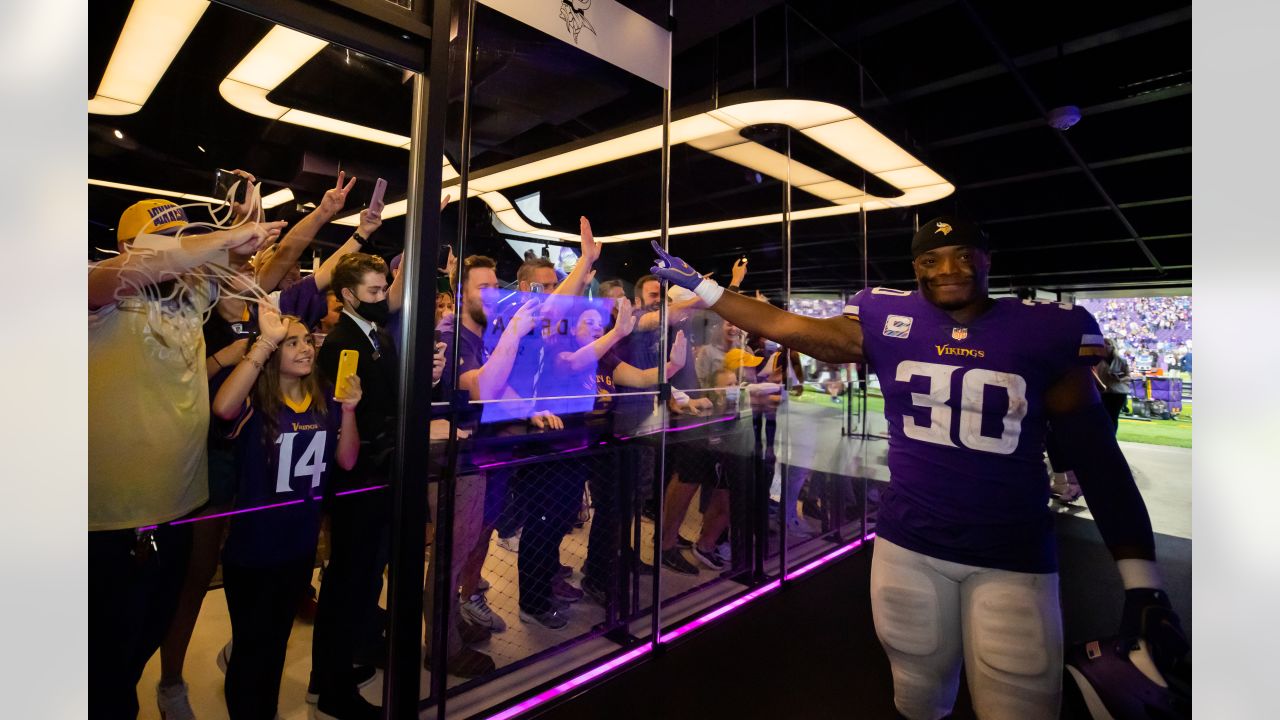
[{"x1": 649, "y1": 240, "x2": 862, "y2": 364}]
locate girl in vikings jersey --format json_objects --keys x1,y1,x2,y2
[{"x1": 212, "y1": 303, "x2": 362, "y2": 720}]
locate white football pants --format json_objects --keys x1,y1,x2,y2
[{"x1": 870, "y1": 537, "x2": 1063, "y2": 720}]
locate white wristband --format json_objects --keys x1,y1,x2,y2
[
  {"x1": 693, "y1": 277, "x2": 724, "y2": 307},
  {"x1": 1116, "y1": 558, "x2": 1164, "y2": 590}
]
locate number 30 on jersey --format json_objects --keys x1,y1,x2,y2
[{"x1": 895, "y1": 361, "x2": 1028, "y2": 455}]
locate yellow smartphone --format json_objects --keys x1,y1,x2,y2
[{"x1": 334, "y1": 349, "x2": 359, "y2": 401}]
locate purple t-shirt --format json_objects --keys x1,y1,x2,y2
[
  {"x1": 437, "y1": 313, "x2": 488, "y2": 394},
  {"x1": 276, "y1": 275, "x2": 328, "y2": 330},
  {"x1": 847, "y1": 288, "x2": 1104, "y2": 572}
]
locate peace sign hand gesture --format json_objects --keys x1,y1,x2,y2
[{"x1": 318, "y1": 171, "x2": 358, "y2": 218}]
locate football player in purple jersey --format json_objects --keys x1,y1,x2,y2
[{"x1": 650, "y1": 217, "x2": 1188, "y2": 719}]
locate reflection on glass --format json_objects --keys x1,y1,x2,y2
[{"x1": 88, "y1": 2, "x2": 412, "y2": 717}]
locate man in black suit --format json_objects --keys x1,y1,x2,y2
[{"x1": 312, "y1": 252, "x2": 399, "y2": 720}]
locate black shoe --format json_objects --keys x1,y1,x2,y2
[
  {"x1": 676, "y1": 534, "x2": 696, "y2": 549},
  {"x1": 315, "y1": 690, "x2": 381, "y2": 720},
  {"x1": 306, "y1": 666, "x2": 377, "y2": 704},
  {"x1": 661, "y1": 548, "x2": 699, "y2": 575},
  {"x1": 581, "y1": 576, "x2": 609, "y2": 606},
  {"x1": 519, "y1": 606, "x2": 570, "y2": 629},
  {"x1": 424, "y1": 647, "x2": 496, "y2": 679},
  {"x1": 458, "y1": 617, "x2": 492, "y2": 645}
]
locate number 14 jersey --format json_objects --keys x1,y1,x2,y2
[{"x1": 845, "y1": 287, "x2": 1106, "y2": 573}]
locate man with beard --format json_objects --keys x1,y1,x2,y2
[{"x1": 649, "y1": 216, "x2": 1189, "y2": 720}]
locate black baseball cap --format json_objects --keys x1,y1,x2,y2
[{"x1": 911, "y1": 216, "x2": 989, "y2": 258}]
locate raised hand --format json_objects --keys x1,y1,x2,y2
[
  {"x1": 228, "y1": 169, "x2": 260, "y2": 224},
  {"x1": 669, "y1": 329, "x2": 688, "y2": 369},
  {"x1": 257, "y1": 300, "x2": 289, "y2": 344},
  {"x1": 731, "y1": 257, "x2": 748, "y2": 287},
  {"x1": 649, "y1": 240, "x2": 703, "y2": 291},
  {"x1": 318, "y1": 171, "x2": 358, "y2": 218},
  {"x1": 612, "y1": 297, "x2": 636, "y2": 337},
  {"x1": 439, "y1": 245, "x2": 457, "y2": 277},
  {"x1": 224, "y1": 220, "x2": 288, "y2": 256},
  {"x1": 579, "y1": 216, "x2": 601, "y2": 268},
  {"x1": 339, "y1": 374, "x2": 363, "y2": 412},
  {"x1": 509, "y1": 298, "x2": 543, "y2": 338},
  {"x1": 357, "y1": 208, "x2": 382, "y2": 238},
  {"x1": 432, "y1": 342, "x2": 446, "y2": 384}
]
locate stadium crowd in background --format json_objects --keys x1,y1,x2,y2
[{"x1": 1079, "y1": 296, "x2": 1192, "y2": 378}]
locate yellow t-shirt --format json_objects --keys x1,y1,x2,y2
[{"x1": 88, "y1": 283, "x2": 215, "y2": 531}]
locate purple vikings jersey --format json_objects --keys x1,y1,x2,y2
[
  {"x1": 846, "y1": 287, "x2": 1105, "y2": 573},
  {"x1": 222, "y1": 394, "x2": 343, "y2": 567}
]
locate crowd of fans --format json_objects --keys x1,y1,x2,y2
[
  {"x1": 88, "y1": 175, "x2": 819, "y2": 720},
  {"x1": 1078, "y1": 296, "x2": 1193, "y2": 377}
]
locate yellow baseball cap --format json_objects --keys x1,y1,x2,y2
[
  {"x1": 117, "y1": 199, "x2": 189, "y2": 242},
  {"x1": 725, "y1": 347, "x2": 763, "y2": 371}
]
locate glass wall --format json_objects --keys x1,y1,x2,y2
[
  {"x1": 88, "y1": 1, "x2": 416, "y2": 718},
  {"x1": 86, "y1": 2, "x2": 911, "y2": 718}
]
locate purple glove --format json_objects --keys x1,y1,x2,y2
[{"x1": 649, "y1": 240, "x2": 704, "y2": 291}]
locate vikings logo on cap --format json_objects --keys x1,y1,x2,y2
[{"x1": 934, "y1": 221, "x2": 953, "y2": 236}]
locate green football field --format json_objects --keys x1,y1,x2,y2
[
  {"x1": 793, "y1": 389, "x2": 1191, "y2": 448},
  {"x1": 1116, "y1": 401, "x2": 1192, "y2": 448}
]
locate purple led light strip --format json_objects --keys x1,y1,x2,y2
[
  {"x1": 483, "y1": 644, "x2": 653, "y2": 720},
  {"x1": 334, "y1": 484, "x2": 390, "y2": 497},
  {"x1": 784, "y1": 538, "x2": 862, "y2": 580},
  {"x1": 477, "y1": 444, "x2": 590, "y2": 469},
  {"x1": 148, "y1": 485, "x2": 392, "y2": 527},
  {"x1": 659, "y1": 579, "x2": 783, "y2": 645}
]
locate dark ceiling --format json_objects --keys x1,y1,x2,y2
[{"x1": 88, "y1": 0, "x2": 1190, "y2": 297}]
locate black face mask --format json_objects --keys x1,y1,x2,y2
[{"x1": 357, "y1": 298, "x2": 391, "y2": 325}]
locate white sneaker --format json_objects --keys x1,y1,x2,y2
[
  {"x1": 496, "y1": 531, "x2": 520, "y2": 553},
  {"x1": 156, "y1": 681, "x2": 195, "y2": 720},
  {"x1": 461, "y1": 593, "x2": 507, "y2": 632},
  {"x1": 216, "y1": 639, "x2": 232, "y2": 674}
]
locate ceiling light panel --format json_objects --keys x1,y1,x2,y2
[
  {"x1": 89, "y1": 0, "x2": 210, "y2": 115},
  {"x1": 260, "y1": 188, "x2": 295, "y2": 209},
  {"x1": 449, "y1": 97, "x2": 953, "y2": 242},
  {"x1": 218, "y1": 25, "x2": 411, "y2": 148},
  {"x1": 88, "y1": 178, "x2": 222, "y2": 204}
]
